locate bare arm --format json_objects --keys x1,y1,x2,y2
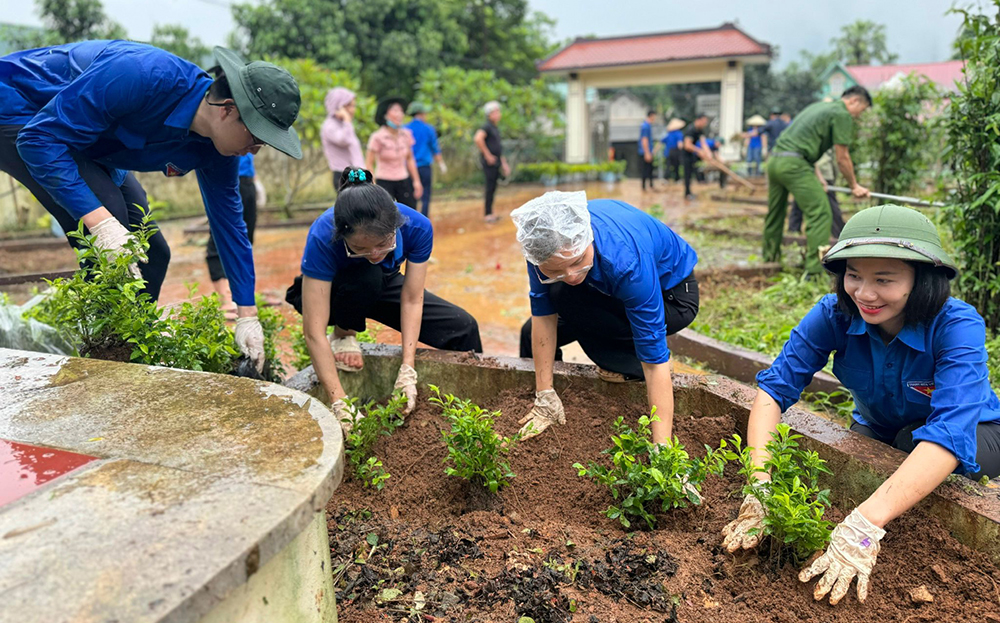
[
  {"x1": 746, "y1": 388, "x2": 783, "y2": 482},
  {"x1": 531, "y1": 314, "x2": 559, "y2": 391},
  {"x1": 815, "y1": 165, "x2": 828, "y2": 190},
  {"x1": 642, "y1": 361, "x2": 675, "y2": 443},
  {"x1": 834, "y1": 144, "x2": 860, "y2": 188},
  {"x1": 399, "y1": 261, "x2": 427, "y2": 367},
  {"x1": 406, "y1": 151, "x2": 423, "y2": 196},
  {"x1": 301, "y1": 276, "x2": 345, "y2": 403},
  {"x1": 474, "y1": 129, "x2": 493, "y2": 160},
  {"x1": 858, "y1": 441, "x2": 958, "y2": 528},
  {"x1": 364, "y1": 149, "x2": 375, "y2": 177},
  {"x1": 761, "y1": 134, "x2": 769, "y2": 155}
]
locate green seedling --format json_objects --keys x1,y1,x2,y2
[
  {"x1": 733, "y1": 423, "x2": 835, "y2": 563},
  {"x1": 341, "y1": 392, "x2": 407, "y2": 489},
  {"x1": 429, "y1": 385, "x2": 523, "y2": 493},
  {"x1": 574, "y1": 412, "x2": 737, "y2": 530}
]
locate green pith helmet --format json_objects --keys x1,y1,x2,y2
[{"x1": 822, "y1": 204, "x2": 957, "y2": 279}]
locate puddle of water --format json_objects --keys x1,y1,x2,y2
[{"x1": 0, "y1": 439, "x2": 96, "y2": 507}]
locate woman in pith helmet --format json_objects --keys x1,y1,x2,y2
[{"x1": 721, "y1": 204, "x2": 1000, "y2": 606}]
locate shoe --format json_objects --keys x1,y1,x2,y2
[
  {"x1": 484, "y1": 214, "x2": 500, "y2": 224},
  {"x1": 597, "y1": 367, "x2": 643, "y2": 383},
  {"x1": 684, "y1": 194, "x2": 697, "y2": 201}
]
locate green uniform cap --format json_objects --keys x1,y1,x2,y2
[
  {"x1": 407, "y1": 101, "x2": 429, "y2": 115},
  {"x1": 822, "y1": 204, "x2": 957, "y2": 279},
  {"x1": 213, "y1": 47, "x2": 302, "y2": 159}
]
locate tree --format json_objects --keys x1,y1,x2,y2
[
  {"x1": 830, "y1": 20, "x2": 898, "y2": 65},
  {"x1": 943, "y1": 1, "x2": 1000, "y2": 331},
  {"x1": 150, "y1": 24, "x2": 211, "y2": 64},
  {"x1": 6, "y1": 0, "x2": 126, "y2": 49},
  {"x1": 229, "y1": 0, "x2": 557, "y2": 98}
]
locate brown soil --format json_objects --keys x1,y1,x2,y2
[{"x1": 329, "y1": 388, "x2": 1000, "y2": 623}]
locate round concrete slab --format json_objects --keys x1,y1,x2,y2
[{"x1": 0, "y1": 348, "x2": 344, "y2": 623}]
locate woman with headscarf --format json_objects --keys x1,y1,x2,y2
[
  {"x1": 321, "y1": 87, "x2": 364, "y2": 191},
  {"x1": 366, "y1": 97, "x2": 422, "y2": 209}
]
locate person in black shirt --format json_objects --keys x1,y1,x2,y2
[
  {"x1": 760, "y1": 109, "x2": 789, "y2": 157},
  {"x1": 474, "y1": 101, "x2": 510, "y2": 223},
  {"x1": 682, "y1": 114, "x2": 712, "y2": 200}
]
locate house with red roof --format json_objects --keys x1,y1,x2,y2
[
  {"x1": 538, "y1": 23, "x2": 771, "y2": 163},
  {"x1": 817, "y1": 60, "x2": 966, "y2": 99}
]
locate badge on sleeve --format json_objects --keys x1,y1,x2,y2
[
  {"x1": 906, "y1": 380, "x2": 936, "y2": 398},
  {"x1": 165, "y1": 163, "x2": 189, "y2": 177}
]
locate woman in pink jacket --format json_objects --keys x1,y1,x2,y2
[{"x1": 321, "y1": 87, "x2": 364, "y2": 191}]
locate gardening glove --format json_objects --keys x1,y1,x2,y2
[
  {"x1": 333, "y1": 398, "x2": 361, "y2": 434},
  {"x1": 721, "y1": 490, "x2": 767, "y2": 552},
  {"x1": 517, "y1": 389, "x2": 565, "y2": 439},
  {"x1": 394, "y1": 363, "x2": 418, "y2": 415},
  {"x1": 234, "y1": 316, "x2": 266, "y2": 373},
  {"x1": 799, "y1": 507, "x2": 885, "y2": 605},
  {"x1": 89, "y1": 216, "x2": 143, "y2": 279}
]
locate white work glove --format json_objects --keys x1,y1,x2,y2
[
  {"x1": 517, "y1": 389, "x2": 566, "y2": 439},
  {"x1": 721, "y1": 491, "x2": 767, "y2": 552},
  {"x1": 438, "y1": 160, "x2": 448, "y2": 174},
  {"x1": 234, "y1": 316, "x2": 266, "y2": 373},
  {"x1": 393, "y1": 363, "x2": 418, "y2": 415},
  {"x1": 799, "y1": 507, "x2": 885, "y2": 605},
  {"x1": 334, "y1": 398, "x2": 361, "y2": 434},
  {"x1": 90, "y1": 216, "x2": 143, "y2": 279}
]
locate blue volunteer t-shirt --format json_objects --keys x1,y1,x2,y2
[
  {"x1": 747, "y1": 129, "x2": 762, "y2": 150},
  {"x1": 238, "y1": 153, "x2": 255, "y2": 178},
  {"x1": 526, "y1": 199, "x2": 699, "y2": 364},
  {"x1": 757, "y1": 295, "x2": 1000, "y2": 475},
  {"x1": 301, "y1": 203, "x2": 433, "y2": 281},
  {"x1": 637, "y1": 120, "x2": 653, "y2": 155},
  {"x1": 661, "y1": 129, "x2": 684, "y2": 154},
  {"x1": 405, "y1": 118, "x2": 441, "y2": 168}
]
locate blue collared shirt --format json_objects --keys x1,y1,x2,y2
[
  {"x1": 405, "y1": 118, "x2": 440, "y2": 168},
  {"x1": 757, "y1": 294, "x2": 1000, "y2": 475},
  {"x1": 0, "y1": 40, "x2": 257, "y2": 305},
  {"x1": 637, "y1": 120, "x2": 653, "y2": 155},
  {"x1": 526, "y1": 199, "x2": 698, "y2": 364},
  {"x1": 300, "y1": 204, "x2": 433, "y2": 282}
]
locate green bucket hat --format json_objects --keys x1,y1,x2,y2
[
  {"x1": 822, "y1": 204, "x2": 957, "y2": 279},
  {"x1": 407, "y1": 101, "x2": 429, "y2": 116},
  {"x1": 213, "y1": 47, "x2": 302, "y2": 160}
]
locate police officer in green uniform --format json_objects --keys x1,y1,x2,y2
[{"x1": 763, "y1": 86, "x2": 872, "y2": 275}]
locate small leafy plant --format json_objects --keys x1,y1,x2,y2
[
  {"x1": 341, "y1": 392, "x2": 407, "y2": 489},
  {"x1": 734, "y1": 423, "x2": 835, "y2": 563},
  {"x1": 575, "y1": 413, "x2": 736, "y2": 529},
  {"x1": 429, "y1": 385, "x2": 523, "y2": 493}
]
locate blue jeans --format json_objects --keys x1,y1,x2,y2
[
  {"x1": 417, "y1": 165, "x2": 433, "y2": 216},
  {"x1": 746, "y1": 145, "x2": 762, "y2": 176}
]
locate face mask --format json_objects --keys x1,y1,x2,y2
[{"x1": 386, "y1": 120, "x2": 400, "y2": 129}]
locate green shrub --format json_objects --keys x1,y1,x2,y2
[
  {"x1": 574, "y1": 413, "x2": 735, "y2": 529},
  {"x1": 734, "y1": 423, "x2": 834, "y2": 563},
  {"x1": 288, "y1": 320, "x2": 378, "y2": 372},
  {"x1": 341, "y1": 393, "x2": 408, "y2": 490},
  {"x1": 429, "y1": 385, "x2": 523, "y2": 493}
]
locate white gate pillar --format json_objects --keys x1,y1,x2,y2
[
  {"x1": 565, "y1": 74, "x2": 589, "y2": 163},
  {"x1": 718, "y1": 60, "x2": 744, "y2": 161}
]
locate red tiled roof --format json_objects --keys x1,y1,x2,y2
[
  {"x1": 538, "y1": 23, "x2": 770, "y2": 73},
  {"x1": 845, "y1": 60, "x2": 966, "y2": 92}
]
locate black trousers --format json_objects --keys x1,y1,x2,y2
[
  {"x1": 0, "y1": 124, "x2": 170, "y2": 301},
  {"x1": 483, "y1": 163, "x2": 501, "y2": 216},
  {"x1": 417, "y1": 165, "x2": 433, "y2": 216},
  {"x1": 518, "y1": 274, "x2": 700, "y2": 379},
  {"x1": 851, "y1": 420, "x2": 1000, "y2": 480},
  {"x1": 789, "y1": 189, "x2": 845, "y2": 237},
  {"x1": 286, "y1": 263, "x2": 482, "y2": 353},
  {"x1": 640, "y1": 158, "x2": 655, "y2": 190},
  {"x1": 683, "y1": 152, "x2": 698, "y2": 196},
  {"x1": 376, "y1": 177, "x2": 417, "y2": 209},
  {"x1": 666, "y1": 151, "x2": 682, "y2": 181},
  {"x1": 206, "y1": 176, "x2": 257, "y2": 282}
]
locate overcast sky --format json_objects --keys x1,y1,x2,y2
[{"x1": 5, "y1": 0, "x2": 971, "y2": 68}]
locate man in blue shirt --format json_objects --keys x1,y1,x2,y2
[
  {"x1": 511, "y1": 191, "x2": 700, "y2": 450},
  {"x1": 638, "y1": 110, "x2": 656, "y2": 191},
  {"x1": 205, "y1": 153, "x2": 260, "y2": 316},
  {"x1": 0, "y1": 41, "x2": 303, "y2": 371},
  {"x1": 759, "y1": 108, "x2": 788, "y2": 157},
  {"x1": 722, "y1": 205, "x2": 1000, "y2": 606},
  {"x1": 405, "y1": 102, "x2": 447, "y2": 217},
  {"x1": 661, "y1": 118, "x2": 685, "y2": 182}
]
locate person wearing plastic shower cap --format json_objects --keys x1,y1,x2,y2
[{"x1": 511, "y1": 191, "x2": 701, "y2": 449}]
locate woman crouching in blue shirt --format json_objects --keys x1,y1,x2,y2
[
  {"x1": 286, "y1": 167, "x2": 482, "y2": 424},
  {"x1": 511, "y1": 191, "x2": 700, "y2": 450},
  {"x1": 722, "y1": 204, "x2": 1000, "y2": 606}
]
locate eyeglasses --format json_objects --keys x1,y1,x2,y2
[
  {"x1": 532, "y1": 262, "x2": 592, "y2": 285},
  {"x1": 242, "y1": 122, "x2": 266, "y2": 147},
  {"x1": 344, "y1": 235, "x2": 397, "y2": 259}
]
